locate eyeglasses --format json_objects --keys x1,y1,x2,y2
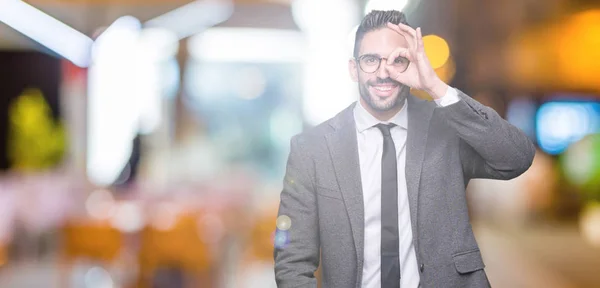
[{"x1": 356, "y1": 54, "x2": 410, "y2": 74}]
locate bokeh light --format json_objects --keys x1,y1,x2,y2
[
  {"x1": 84, "y1": 266, "x2": 114, "y2": 288},
  {"x1": 537, "y1": 102, "x2": 600, "y2": 155},
  {"x1": 85, "y1": 189, "x2": 116, "y2": 220},
  {"x1": 434, "y1": 56, "x2": 455, "y2": 84},
  {"x1": 273, "y1": 229, "x2": 289, "y2": 249},
  {"x1": 561, "y1": 134, "x2": 600, "y2": 199},
  {"x1": 423, "y1": 34, "x2": 450, "y2": 69},
  {"x1": 151, "y1": 202, "x2": 180, "y2": 231},
  {"x1": 555, "y1": 10, "x2": 600, "y2": 90},
  {"x1": 580, "y1": 202, "x2": 600, "y2": 248},
  {"x1": 276, "y1": 215, "x2": 291, "y2": 231},
  {"x1": 110, "y1": 201, "x2": 144, "y2": 233}
]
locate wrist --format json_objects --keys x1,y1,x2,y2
[{"x1": 425, "y1": 77, "x2": 448, "y2": 100}]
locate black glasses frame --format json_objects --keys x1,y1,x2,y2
[{"x1": 355, "y1": 54, "x2": 410, "y2": 74}]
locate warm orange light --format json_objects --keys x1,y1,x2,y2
[
  {"x1": 423, "y1": 35, "x2": 450, "y2": 69},
  {"x1": 506, "y1": 9, "x2": 600, "y2": 92},
  {"x1": 409, "y1": 56, "x2": 455, "y2": 101},
  {"x1": 555, "y1": 9, "x2": 600, "y2": 90},
  {"x1": 435, "y1": 56, "x2": 456, "y2": 84}
]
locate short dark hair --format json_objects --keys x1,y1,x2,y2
[{"x1": 353, "y1": 10, "x2": 410, "y2": 58}]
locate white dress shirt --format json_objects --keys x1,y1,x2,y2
[{"x1": 354, "y1": 88, "x2": 459, "y2": 288}]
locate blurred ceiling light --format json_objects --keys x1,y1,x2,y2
[
  {"x1": 423, "y1": 34, "x2": 450, "y2": 69},
  {"x1": 137, "y1": 28, "x2": 179, "y2": 63},
  {"x1": 0, "y1": 0, "x2": 93, "y2": 67},
  {"x1": 144, "y1": 0, "x2": 233, "y2": 40},
  {"x1": 87, "y1": 16, "x2": 142, "y2": 187},
  {"x1": 188, "y1": 28, "x2": 305, "y2": 63},
  {"x1": 364, "y1": 0, "x2": 410, "y2": 15},
  {"x1": 92, "y1": 15, "x2": 142, "y2": 63},
  {"x1": 293, "y1": 0, "x2": 359, "y2": 126},
  {"x1": 292, "y1": 0, "x2": 358, "y2": 34}
]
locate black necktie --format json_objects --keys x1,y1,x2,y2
[{"x1": 376, "y1": 123, "x2": 400, "y2": 288}]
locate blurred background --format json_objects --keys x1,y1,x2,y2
[{"x1": 0, "y1": 0, "x2": 599, "y2": 287}]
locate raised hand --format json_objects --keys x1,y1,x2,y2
[{"x1": 385, "y1": 23, "x2": 448, "y2": 99}]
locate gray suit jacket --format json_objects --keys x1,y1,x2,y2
[{"x1": 274, "y1": 89, "x2": 536, "y2": 288}]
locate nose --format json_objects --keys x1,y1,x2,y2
[{"x1": 376, "y1": 60, "x2": 390, "y2": 79}]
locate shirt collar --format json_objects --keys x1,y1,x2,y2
[{"x1": 353, "y1": 98, "x2": 408, "y2": 133}]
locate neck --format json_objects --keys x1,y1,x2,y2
[{"x1": 360, "y1": 97, "x2": 405, "y2": 122}]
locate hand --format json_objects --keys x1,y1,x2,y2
[{"x1": 385, "y1": 23, "x2": 448, "y2": 99}]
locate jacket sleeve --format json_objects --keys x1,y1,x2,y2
[
  {"x1": 274, "y1": 135, "x2": 320, "y2": 288},
  {"x1": 436, "y1": 88, "x2": 536, "y2": 180}
]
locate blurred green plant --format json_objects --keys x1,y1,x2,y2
[
  {"x1": 7, "y1": 88, "x2": 66, "y2": 171},
  {"x1": 560, "y1": 134, "x2": 600, "y2": 202}
]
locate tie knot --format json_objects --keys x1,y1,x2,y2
[{"x1": 375, "y1": 123, "x2": 395, "y2": 136}]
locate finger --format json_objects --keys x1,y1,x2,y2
[
  {"x1": 387, "y1": 47, "x2": 410, "y2": 64},
  {"x1": 416, "y1": 27, "x2": 425, "y2": 52},
  {"x1": 386, "y1": 23, "x2": 413, "y2": 39},
  {"x1": 396, "y1": 23, "x2": 418, "y2": 39},
  {"x1": 387, "y1": 23, "x2": 417, "y2": 48},
  {"x1": 386, "y1": 23, "x2": 409, "y2": 38}
]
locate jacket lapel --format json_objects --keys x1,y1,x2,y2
[
  {"x1": 405, "y1": 95, "x2": 435, "y2": 260},
  {"x1": 325, "y1": 103, "x2": 365, "y2": 287}
]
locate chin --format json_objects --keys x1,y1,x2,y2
[{"x1": 368, "y1": 93, "x2": 400, "y2": 112}]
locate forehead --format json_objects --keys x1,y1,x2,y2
[{"x1": 359, "y1": 28, "x2": 408, "y2": 57}]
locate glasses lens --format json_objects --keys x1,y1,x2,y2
[
  {"x1": 359, "y1": 55, "x2": 380, "y2": 73},
  {"x1": 392, "y1": 56, "x2": 410, "y2": 72}
]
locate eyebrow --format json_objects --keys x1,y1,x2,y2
[{"x1": 358, "y1": 53, "x2": 381, "y2": 58}]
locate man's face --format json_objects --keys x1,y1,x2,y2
[{"x1": 349, "y1": 28, "x2": 410, "y2": 112}]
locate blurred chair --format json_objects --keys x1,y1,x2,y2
[
  {"x1": 60, "y1": 220, "x2": 124, "y2": 286},
  {"x1": 137, "y1": 211, "x2": 216, "y2": 288},
  {"x1": 236, "y1": 202, "x2": 324, "y2": 288},
  {"x1": 241, "y1": 205, "x2": 321, "y2": 287}
]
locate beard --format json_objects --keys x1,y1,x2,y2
[{"x1": 358, "y1": 77, "x2": 409, "y2": 112}]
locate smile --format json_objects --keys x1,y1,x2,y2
[{"x1": 370, "y1": 84, "x2": 399, "y2": 97}]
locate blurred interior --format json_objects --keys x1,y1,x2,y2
[{"x1": 0, "y1": 0, "x2": 600, "y2": 287}]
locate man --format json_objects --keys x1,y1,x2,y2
[{"x1": 274, "y1": 10, "x2": 535, "y2": 288}]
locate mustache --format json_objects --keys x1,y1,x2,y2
[{"x1": 368, "y1": 77, "x2": 402, "y2": 86}]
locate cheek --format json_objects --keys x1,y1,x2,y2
[{"x1": 358, "y1": 73, "x2": 373, "y2": 86}]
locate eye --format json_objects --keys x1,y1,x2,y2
[
  {"x1": 394, "y1": 56, "x2": 408, "y2": 64},
  {"x1": 362, "y1": 55, "x2": 378, "y2": 64}
]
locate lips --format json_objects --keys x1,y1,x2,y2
[{"x1": 370, "y1": 84, "x2": 399, "y2": 97}]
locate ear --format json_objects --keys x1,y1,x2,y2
[{"x1": 348, "y1": 58, "x2": 359, "y2": 82}]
